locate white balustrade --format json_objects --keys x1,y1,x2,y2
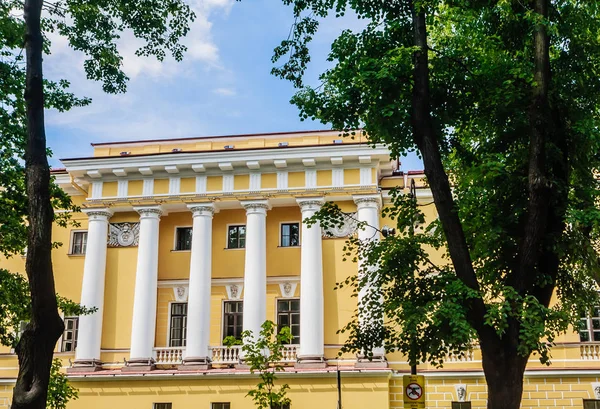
[
  {"x1": 153, "y1": 347, "x2": 184, "y2": 365},
  {"x1": 282, "y1": 345, "x2": 299, "y2": 362},
  {"x1": 580, "y1": 343, "x2": 600, "y2": 360},
  {"x1": 210, "y1": 346, "x2": 242, "y2": 364},
  {"x1": 447, "y1": 349, "x2": 475, "y2": 362}
]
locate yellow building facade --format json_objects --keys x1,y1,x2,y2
[{"x1": 0, "y1": 130, "x2": 599, "y2": 409}]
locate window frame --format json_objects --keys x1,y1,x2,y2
[
  {"x1": 222, "y1": 300, "x2": 244, "y2": 341},
  {"x1": 60, "y1": 316, "x2": 79, "y2": 352},
  {"x1": 173, "y1": 226, "x2": 193, "y2": 251},
  {"x1": 583, "y1": 400, "x2": 600, "y2": 409},
  {"x1": 579, "y1": 300, "x2": 600, "y2": 342},
  {"x1": 276, "y1": 298, "x2": 300, "y2": 345},
  {"x1": 226, "y1": 224, "x2": 246, "y2": 249},
  {"x1": 152, "y1": 403, "x2": 173, "y2": 409},
  {"x1": 168, "y1": 302, "x2": 188, "y2": 347},
  {"x1": 211, "y1": 403, "x2": 231, "y2": 409},
  {"x1": 279, "y1": 221, "x2": 301, "y2": 248},
  {"x1": 69, "y1": 230, "x2": 88, "y2": 255}
]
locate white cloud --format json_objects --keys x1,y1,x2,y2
[{"x1": 213, "y1": 87, "x2": 236, "y2": 96}]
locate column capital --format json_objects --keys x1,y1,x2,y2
[
  {"x1": 82, "y1": 208, "x2": 113, "y2": 221},
  {"x1": 296, "y1": 197, "x2": 325, "y2": 213},
  {"x1": 240, "y1": 199, "x2": 270, "y2": 215},
  {"x1": 187, "y1": 203, "x2": 217, "y2": 217},
  {"x1": 133, "y1": 205, "x2": 163, "y2": 219},
  {"x1": 353, "y1": 194, "x2": 381, "y2": 210}
]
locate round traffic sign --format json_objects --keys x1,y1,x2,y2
[{"x1": 405, "y1": 382, "x2": 423, "y2": 400}]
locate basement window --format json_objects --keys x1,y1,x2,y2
[
  {"x1": 211, "y1": 404, "x2": 230, "y2": 409},
  {"x1": 153, "y1": 404, "x2": 172, "y2": 409},
  {"x1": 451, "y1": 403, "x2": 472, "y2": 409},
  {"x1": 584, "y1": 400, "x2": 600, "y2": 409}
]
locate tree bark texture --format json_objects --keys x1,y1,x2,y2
[{"x1": 12, "y1": 1, "x2": 65, "y2": 408}]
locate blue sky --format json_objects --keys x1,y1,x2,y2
[{"x1": 44, "y1": 0, "x2": 421, "y2": 170}]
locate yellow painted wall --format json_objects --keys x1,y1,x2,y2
[
  {"x1": 212, "y1": 209, "x2": 246, "y2": 278},
  {"x1": 344, "y1": 169, "x2": 360, "y2": 185},
  {"x1": 207, "y1": 176, "x2": 222, "y2": 192},
  {"x1": 153, "y1": 179, "x2": 169, "y2": 195},
  {"x1": 102, "y1": 181, "x2": 118, "y2": 197},
  {"x1": 262, "y1": 173, "x2": 277, "y2": 189},
  {"x1": 317, "y1": 170, "x2": 332, "y2": 186},
  {"x1": 180, "y1": 177, "x2": 195, "y2": 193},
  {"x1": 128, "y1": 180, "x2": 143, "y2": 196},
  {"x1": 157, "y1": 212, "x2": 192, "y2": 280},
  {"x1": 288, "y1": 172, "x2": 304, "y2": 188},
  {"x1": 234, "y1": 174, "x2": 249, "y2": 191}
]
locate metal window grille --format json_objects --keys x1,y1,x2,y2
[
  {"x1": 280, "y1": 223, "x2": 300, "y2": 247},
  {"x1": 223, "y1": 301, "x2": 243, "y2": 340},
  {"x1": 153, "y1": 403, "x2": 172, "y2": 409},
  {"x1": 61, "y1": 317, "x2": 78, "y2": 352},
  {"x1": 71, "y1": 231, "x2": 88, "y2": 255},
  {"x1": 169, "y1": 303, "x2": 187, "y2": 347},
  {"x1": 227, "y1": 225, "x2": 246, "y2": 249},
  {"x1": 580, "y1": 303, "x2": 600, "y2": 342},
  {"x1": 277, "y1": 299, "x2": 300, "y2": 344},
  {"x1": 175, "y1": 227, "x2": 192, "y2": 251},
  {"x1": 211, "y1": 403, "x2": 230, "y2": 409}
]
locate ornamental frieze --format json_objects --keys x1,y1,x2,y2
[
  {"x1": 321, "y1": 212, "x2": 358, "y2": 238},
  {"x1": 108, "y1": 222, "x2": 140, "y2": 247}
]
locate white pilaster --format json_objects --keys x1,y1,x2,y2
[
  {"x1": 128, "y1": 206, "x2": 163, "y2": 368},
  {"x1": 296, "y1": 198, "x2": 325, "y2": 364},
  {"x1": 74, "y1": 208, "x2": 113, "y2": 366},
  {"x1": 241, "y1": 200, "x2": 270, "y2": 340},
  {"x1": 354, "y1": 194, "x2": 385, "y2": 358},
  {"x1": 182, "y1": 203, "x2": 216, "y2": 369}
]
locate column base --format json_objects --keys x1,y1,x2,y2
[
  {"x1": 355, "y1": 355, "x2": 388, "y2": 368},
  {"x1": 121, "y1": 358, "x2": 156, "y2": 372},
  {"x1": 179, "y1": 357, "x2": 212, "y2": 371},
  {"x1": 295, "y1": 356, "x2": 327, "y2": 369},
  {"x1": 67, "y1": 359, "x2": 103, "y2": 373}
]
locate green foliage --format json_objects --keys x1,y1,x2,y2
[
  {"x1": 46, "y1": 359, "x2": 78, "y2": 409},
  {"x1": 242, "y1": 321, "x2": 293, "y2": 409},
  {"x1": 277, "y1": 0, "x2": 600, "y2": 369}
]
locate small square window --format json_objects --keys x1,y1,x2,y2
[
  {"x1": 71, "y1": 231, "x2": 88, "y2": 255},
  {"x1": 280, "y1": 223, "x2": 300, "y2": 247},
  {"x1": 211, "y1": 403, "x2": 230, "y2": 409},
  {"x1": 227, "y1": 225, "x2": 246, "y2": 249},
  {"x1": 153, "y1": 404, "x2": 172, "y2": 409},
  {"x1": 175, "y1": 227, "x2": 192, "y2": 251},
  {"x1": 61, "y1": 317, "x2": 78, "y2": 352},
  {"x1": 584, "y1": 400, "x2": 600, "y2": 409}
]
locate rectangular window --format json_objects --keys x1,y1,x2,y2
[
  {"x1": 277, "y1": 299, "x2": 300, "y2": 345},
  {"x1": 580, "y1": 304, "x2": 600, "y2": 342},
  {"x1": 272, "y1": 404, "x2": 290, "y2": 409},
  {"x1": 223, "y1": 301, "x2": 243, "y2": 340},
  {"x1": 61, "y1": 317, "x2": 78, "y2": 352},
  {"x1": 175, "y1": 227, "x2": 192, "y2": 251},
  {"x1": 227, "y1": 225, "x2": 246, "y2": 249},
  {"x1": 451, "y1": 403, "x2": 472, "y2": 409},
  {"x1": 584, "y1": 400, "x2": 600, "y2": 409},
  {"x1": 280, "y1": 223, "x2": 300, "y2": 247},
  {"x1": 153, "y1": 404, "x2": 172, "y2": 409},
  {"x1": 71, "y1": 231, "x2": 88, "y2": 255},
  {"x1": 211, "y1": 404, "x2": 230, "y2": 409},
  {"x1": 169, "y1": 303, "x2": 187, "y2": 347}
]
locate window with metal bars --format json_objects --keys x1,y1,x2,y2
[
  {"x1": 280, "y1": 223, "x2": 300, "y2": 247},
  {"x1": 153, "y1": 403, "x2": 172, "y2": 409},
  {"x1": 211, "y1": 403, "x2": 230, "y2": 409},
  {"x1": 169, "y1": 303, "x2": 187, "y2": 347},
  {"x1": 71, "y1": 231, "x2": 87, "y2": 255},
  {"x1": 277, "y1": 299, "x2": 300, "y2": 344},
  {"x1": 223, "y1": 301, "x2": 243, "y2": 340},
  {"x1": 227, "y1": 225, "x2": 246, "y2": 249},
  {"x1": 61, "y1": 317, "x2": 78, "y2": 352},
  {"x1": 175, "y1": 227, "x2": 192, "y2": 251}
]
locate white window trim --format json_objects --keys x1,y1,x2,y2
[
  {"x1": 278, "y1": 221, "x2": 301, "y2": 248},
  {"x1": 220, "y1": 299, "x2": 244, "y2": 343},
  {"x1": 274, "y1": 296, "x2": 300, "y2": 346},
  {"x1": 172, "y1": 225, "x2": 193, "y2": 252},
  {"x1": 69, "y1": 229, "x2": 88, "y2": 255},
  {"x1": 225, "y1": 223, "x2": 246, "y2": 250},
  {"x1": 166, "y1": 301, "x2": 188, "y2": 347},
  {"x1": 58, "y1": 315, "x2": 79, "y2": 353}
]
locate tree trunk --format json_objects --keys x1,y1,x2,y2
[{"x1": 12, "y1": 1, "x2": 64, "y2": 408}]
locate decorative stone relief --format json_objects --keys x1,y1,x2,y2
[
  {"x1": 322, "y1": 212, "x2": 358, "y2": 238},
  {"x1": 173, "y1": 286, "x2": 188, "y2": 302},
  {"x1": 592, "y1": 382, "x2": 600, "y2": 399},
  {"x1": 454, "y1": 384, "x2": 467, "y2": 402},
  {"x1": 278, "y1": 282, "x2": 298, "y2": 298},
  {"x1": 226, "y1": 284, "x2": 243, "y2": 300},
  {"x1": 108, "y1": 222, "x2": 140, "y2": 247}
]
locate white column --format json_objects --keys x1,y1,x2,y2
[
  {"x1": 74, "y1": 208, "x2": 113, "y2": 366},
  {"x1": 354, "y1": 195, "x2": 385, "y2": 358},
  {"x1": 128, "y1": 206, "x2": 163, "y2": 368},
  {"x1": 182, "y1": 203, "x2": 215, "y2": 369},
  {"x1": 296, "y1": 198, "x2": 325, "y2": 364},
  {"x1": 241, "y1": 200, "x2": 269, "y2": 340}
]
